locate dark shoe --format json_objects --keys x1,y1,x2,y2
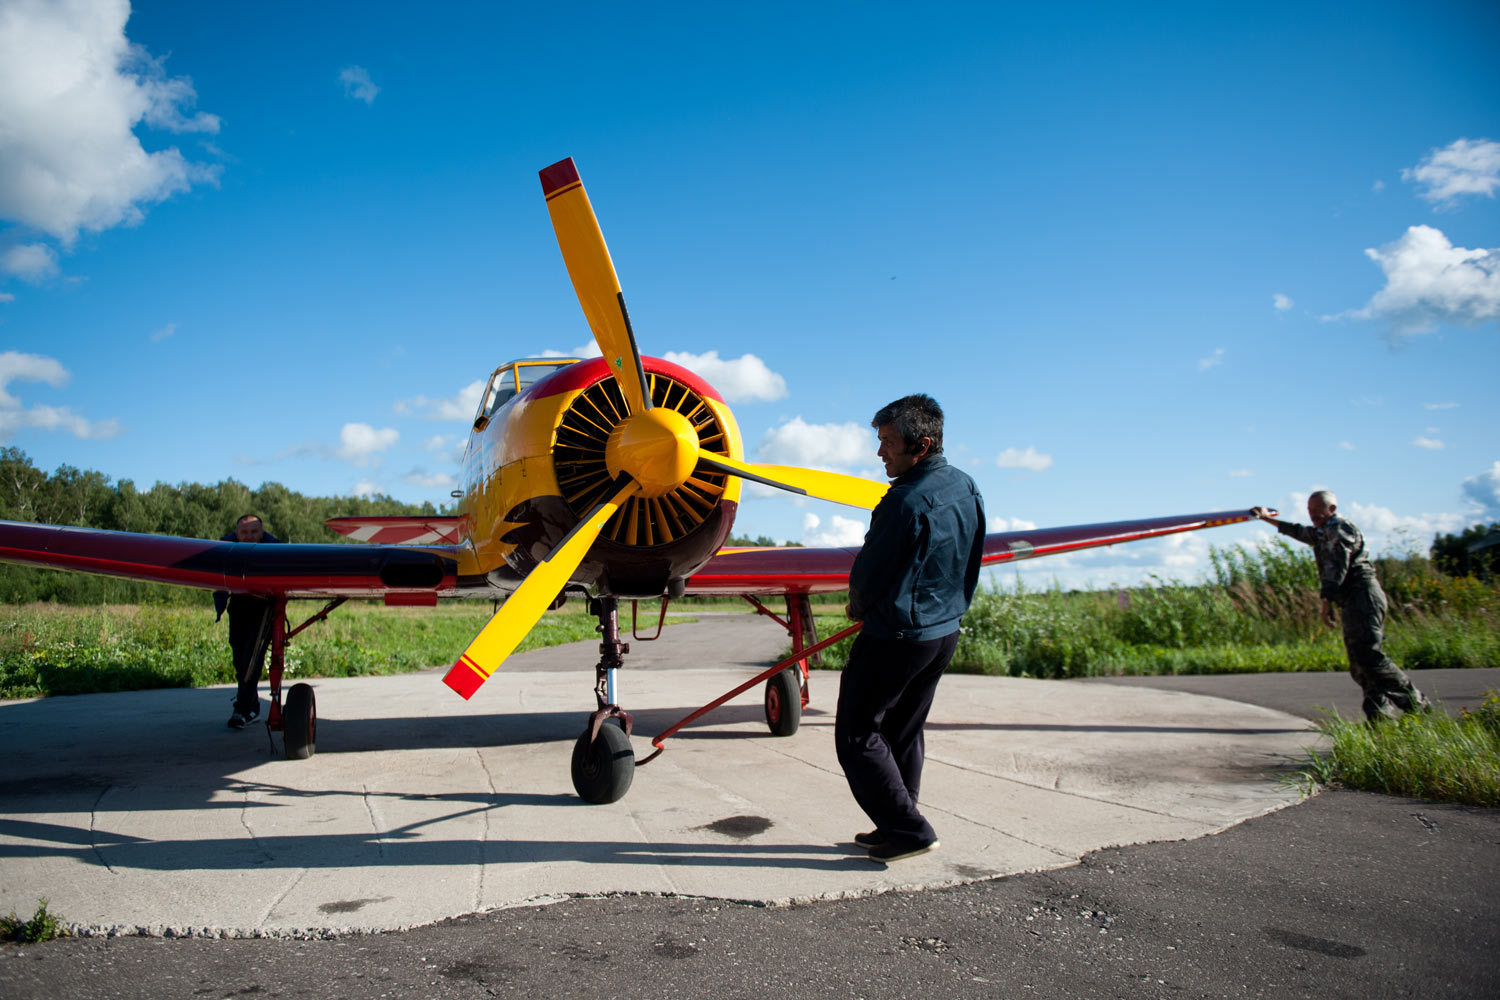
[
  {"x1": 868, "y1": 838, "x2": 939, "y2": 864},
  {"x1": 854, "y1": 830, "x2": 886, "y2": 849},
  {"x1": 227, "y1": 705, "x2": 260, "y2": 729}
]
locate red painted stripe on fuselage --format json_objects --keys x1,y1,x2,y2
[{"x1": 527, "y1": 356, "x2": 724, "y2": 404}]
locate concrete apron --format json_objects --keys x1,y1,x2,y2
[{"x1": 0, "y1": 624, "x2": 1315, "y2": 937}]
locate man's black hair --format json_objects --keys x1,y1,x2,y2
[
  {"x1": 872, "y1": 394, "x2": 944, "y2": 456},
  {"x1": 235, "y1": 514, "x2": 263, "y2": 527}
]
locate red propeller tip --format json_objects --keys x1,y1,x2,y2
[{"x1": 539, "y1": 158, "x2": 581, "y2": 199}]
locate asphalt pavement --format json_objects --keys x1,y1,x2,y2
[{"x1": 1, "y1": 616, "x2": 1495, "y2": 998}]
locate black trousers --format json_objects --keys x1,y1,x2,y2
[
  {"x1": 227, "y1": 598, "x2": 274, "y2": 715},
  {"x1": 834, "y1": 630, "x2": 959, "y2": 845}
]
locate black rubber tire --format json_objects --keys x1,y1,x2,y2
[
  {"x1": 571, "y1": 720, "x2": 634, "y2": 803},
  {"x1": 764, "y1": 668, "x2": 802, "y2": 737},
  {"x1": 284, "y1": 683, "x2": 316, "y2": 760}
]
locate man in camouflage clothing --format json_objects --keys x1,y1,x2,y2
[{"x1": 1252, "y1": 492, "x2": 1427, "y2": 720}]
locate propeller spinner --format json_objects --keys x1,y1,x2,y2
[{"x1": 444, "y1": 158, "x2": 888, "y2": 699}]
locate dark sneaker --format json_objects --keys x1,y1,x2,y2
[
  {"x1": 227, "y1": 705, "x2": 260, "y2": 729},
  {"x1": 854, "y1": 830, "x2": 886, "y2": 849},
  {"x1": 868, "y1": 838, "x2": 939, "y2": 864}
]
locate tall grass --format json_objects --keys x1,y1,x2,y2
[
  {"x1": 793, "y1": 540, "x2": 1499, "y2": 678},
  {"x1": 0, "y1": 602, "x2": 610, "y2": 699},
  {"x1": 1296, "y1": 694, "x2": 1500, "y2": 805}
]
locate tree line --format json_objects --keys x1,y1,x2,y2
[{"x1": 0, "y1": 447, "x2": 441, "y2": 604}]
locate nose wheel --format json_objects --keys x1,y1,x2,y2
[{"x1": 571, "y1": 718, "x2": 634, "y2": 803}]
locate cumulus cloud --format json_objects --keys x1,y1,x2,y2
[
  {"x1": 996, "y1": 446, "x2": 1053, "y2": 472},
  {"x1": 401, "y1": 468, "x2": 455, "y2": 489},
  {"x1": 395, "y1": 379, "x2": 486, "y2": 421},
  {"x1": 989, "y1": 515, "x2": 1038, "y2": 532},
  {"x1": 801, "y1": 512, "x2": 867, "y2": 547},
  {"x1": 1, "y1": 244, "x2": 59, "y2": 282},
  {"x1": 1198, "y1": 347, "x2": 1226, "y2": 371},
  {"x1": 1424, "y1": 402, "x2": 1460, "y2": 410},
  {"x1": 1273, "y1": 293, "x2": 1293, "y2": 311},
  {"x1": 1402, "y1": 138, "x2": 1500, "y2": 206},
  {"x1": 661, "y1": 350, "x2": 788, "y2": 403},
  {"x1": 0, "y1": 350, "x2": 120, "y2": 441},
  {"x1": 339, "y1": 66, "x2": 379, "y2": 104},
  {"x1": 1461, "y1": 463, "x2": 1500, "y2": 521},
  {"x1": 336, "y1": 422, "x2": 398, "y2": 465},
  {"x1": 352, "y1": 479, "x2": 384, "y2": 498},
  {"x1": 541, "y1": 342, "x2": 603, "y2": 360},
  {"x1": 1413, "y1": 436, "x2": 1445, "y2": 450},
  {"x1": 1338, "y1": 441, "x2": 1355, "y2": 451},
  {"x1": 149, "y1": 322, "x2": 175, "y2": 343},
  {"x1": 0, "y1": 0, "x2": 221, "y2": 245},
  {"x1": 1338, "y1": 225, "x2": 1500, "y2": 337},
  {"x1": 0, "y1": 291, "x2": 13, "y2": 303},
  {"x1": 1342, "y1": 500, "x2": 1469, "y2": 554},
  {"x1": 1229, "y1": 469, "x2": 1252, "y2": 478},
  {"x1": 758, "y1": 417, "x2": 871, "y2": 469}
]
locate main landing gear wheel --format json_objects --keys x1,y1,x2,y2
[
  {"x1": 764, "y1": 668, "x2": 802, "y2": 737},
  {"x1": 571, "y1": 720, "x2": 634, "y2": 803},
  {"x1": 283, "y1": 682, "x2": 316, "y2": 760}
]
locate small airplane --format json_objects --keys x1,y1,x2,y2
[{"x1": 0, "y1": 157, "x2": 1268, "y2": 803}]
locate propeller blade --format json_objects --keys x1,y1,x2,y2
[
  {"x1": 696, "y1": 454, "x2": 889, "y2": 510},
  {"x1": 539, "y1": 158, "x2": 652, "y2": 415},
  {"x1": 443, "y1": 476, "x2": 640, "y2": 699}
]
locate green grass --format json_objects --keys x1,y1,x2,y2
[
  {"x1": 0, "y1": 899, "x2": 66, "y2": 943},
  {"x1": 0, "y1": 601, "x2": 687, "y2": 699},
  {"x1": 1295, "y1": 693, "x2": 1500, "y2": 806}
]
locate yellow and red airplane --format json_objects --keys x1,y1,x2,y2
[{"x1": 0, "y1": 157, "x2": 1268, "y2": 803}]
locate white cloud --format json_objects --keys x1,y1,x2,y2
[
  {"x1": 149, "y1": 322, "x2": 175, "y2": 343},
  {"x1": 996, "y1": 446, "x2": 1053, "y2": 472},
  {"x1": 1273, "y1": 293, "x2": 1293, "y2": 311},
  {"x1": 1402, "y1": 138, "x2": 1500, "y2": 206},
  {"x1": 336, "y1": 422, "x2": 398, "y2": 465},
  {"x1": 1338, "y1": 441, "x2": 1355, "y2": 451},
  {"x1": 401, "y1": 468, "x2": 455, "y2": 489},
  {"x1": 339, "y1": 66, "x2": 379, "y2": 104},
  {"x1": 1343, "y1": 500, "x2": 1469, "y2": 555},
  {"x1": 0, "y1": 291, "x2": 13, "y2": 302},
  {"x1": 988, "y1": 515, "x2": 1038, "y2": 532},
  {"x1": 1197, "y1": 347, "x2": 1225, "y2": 371},
  {"x1": 758, "y1": 417, "x2": 871, "y2": 469},
  {"x1": 661, "y1": 350, "x2": 788, "y2": 403},
  {"x1": 395, "y1": 379, "x2": 486, "y2": 421},
  {"x1": 541, "y1": 342, "x2": 603, "y2": 360},
  {"x1": 352, "y1": 479, "x2": 384, "y2": 498},
  {"x1": 0, "y1": 350, "x2": 120, "y2": 441},
  {"x1": 1339, "y1": 225, "x2": 1500, "y2": 337},
  {"x1": 1, "y1": 244, "x2": 59, "y2": 282},
  {"x1": 1229, "y1": 469, "x2": 1252, "y2": 478},
  {"x1": 1461, "y1": 463, "x2": 1500, "y2": 521},
  {"x1": 1424, "y1": 402, "x2": 1459, "y2": 410},
  {"x1": 1413, "y1": 436, "x2": 1445, "y2": 450},
  {"x1": 0, "y1": 0, "x2": 221, "y2": 245},
  {"x1": 801, "y1": 512, "x2": 867, "y2": 547}
]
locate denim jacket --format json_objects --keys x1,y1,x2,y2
[{"x1": 847, "y1": 455, "x2": 986, "y2": 641}]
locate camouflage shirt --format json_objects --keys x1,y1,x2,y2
[{"x1": 1275, "y1": 514, "x2": 1377, "y2": 604}]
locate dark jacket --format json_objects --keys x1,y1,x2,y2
[{"x1": 847, "y1": 455, "x2": 986, "y2": 641}]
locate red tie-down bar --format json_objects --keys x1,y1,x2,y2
[{"x1": 635, "y1": 621, "x2": 864, "y2": 766}]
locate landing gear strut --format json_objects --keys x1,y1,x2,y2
[
  {"x1": 264, "y1": 596, "x2": 343, "y2": 761},
  {"x1": 570, "y1": 596, "x2": 636, "y2": 803}
]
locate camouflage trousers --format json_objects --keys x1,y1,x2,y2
[{"x1": 1340, "y1": 587, "x2": 1426, "y2": 721}]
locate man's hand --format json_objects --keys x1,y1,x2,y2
[
  {"x1": 845, "y1": 603, "x2": 862, "y2": 623},
  {"x1": 1321, "y1": 598, "x2": 1336, "y2": 627},
  {"x1": 1250, "y1": 506, "x2": 1275, "y2": 523}
]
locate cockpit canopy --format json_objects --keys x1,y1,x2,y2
[{"x1": 473, "y1": 358, "x2": 580, "y2": 430}]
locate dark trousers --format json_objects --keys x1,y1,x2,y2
[
  {"x1": 228, "y1": 598, "x2": 274, "y2": 715},
  {"x1": 1341, "y1": 588, "x2": 1425, "y2": 720},
  {"x1": 835, "y1": 631, "x2": 959, "y2": 845}
]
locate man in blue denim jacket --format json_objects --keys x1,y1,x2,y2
[{"x1": 839, "y1": 394, "x2": 986, "y2": 863}]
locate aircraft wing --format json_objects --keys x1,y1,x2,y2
[
  {"x1": 0, "y1": 519, "x2": 463, "y2": 600},
  {"x1": 684, "y1": 508, "x2": 1262, "y2": 595},
  {"x1": 325, "y1": 515, "x2": 467, "y2": 545}
]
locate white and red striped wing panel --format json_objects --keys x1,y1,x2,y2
[{"x1": 324, "y1": 516, "x2": 466, "y2": 546}]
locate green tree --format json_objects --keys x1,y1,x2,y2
[{"x1": 1432, "y1": 523, "x2": 1500, "y2": 579}]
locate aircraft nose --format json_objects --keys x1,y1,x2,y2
[{"x1": 605, "y1": 408, "x2": 700, "y2": 496}]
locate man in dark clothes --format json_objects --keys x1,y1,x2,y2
[
  {"x1": 1252, "y1": 492, "x2": 1426, "y2": 721},
  {"x1": 839, "y1": 394, "x2": 986, "y2": 864},
  {"x1": 216, "y1": 514, "x2": 282, "y2": 729}
]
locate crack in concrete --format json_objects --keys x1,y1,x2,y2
[{"x1": 88, "y1": 783, "x2": 117, "y2": 875}]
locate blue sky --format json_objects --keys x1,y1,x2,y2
[{"x1": 2, "y1": 0, "x2": 1497, "y2": 589}]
